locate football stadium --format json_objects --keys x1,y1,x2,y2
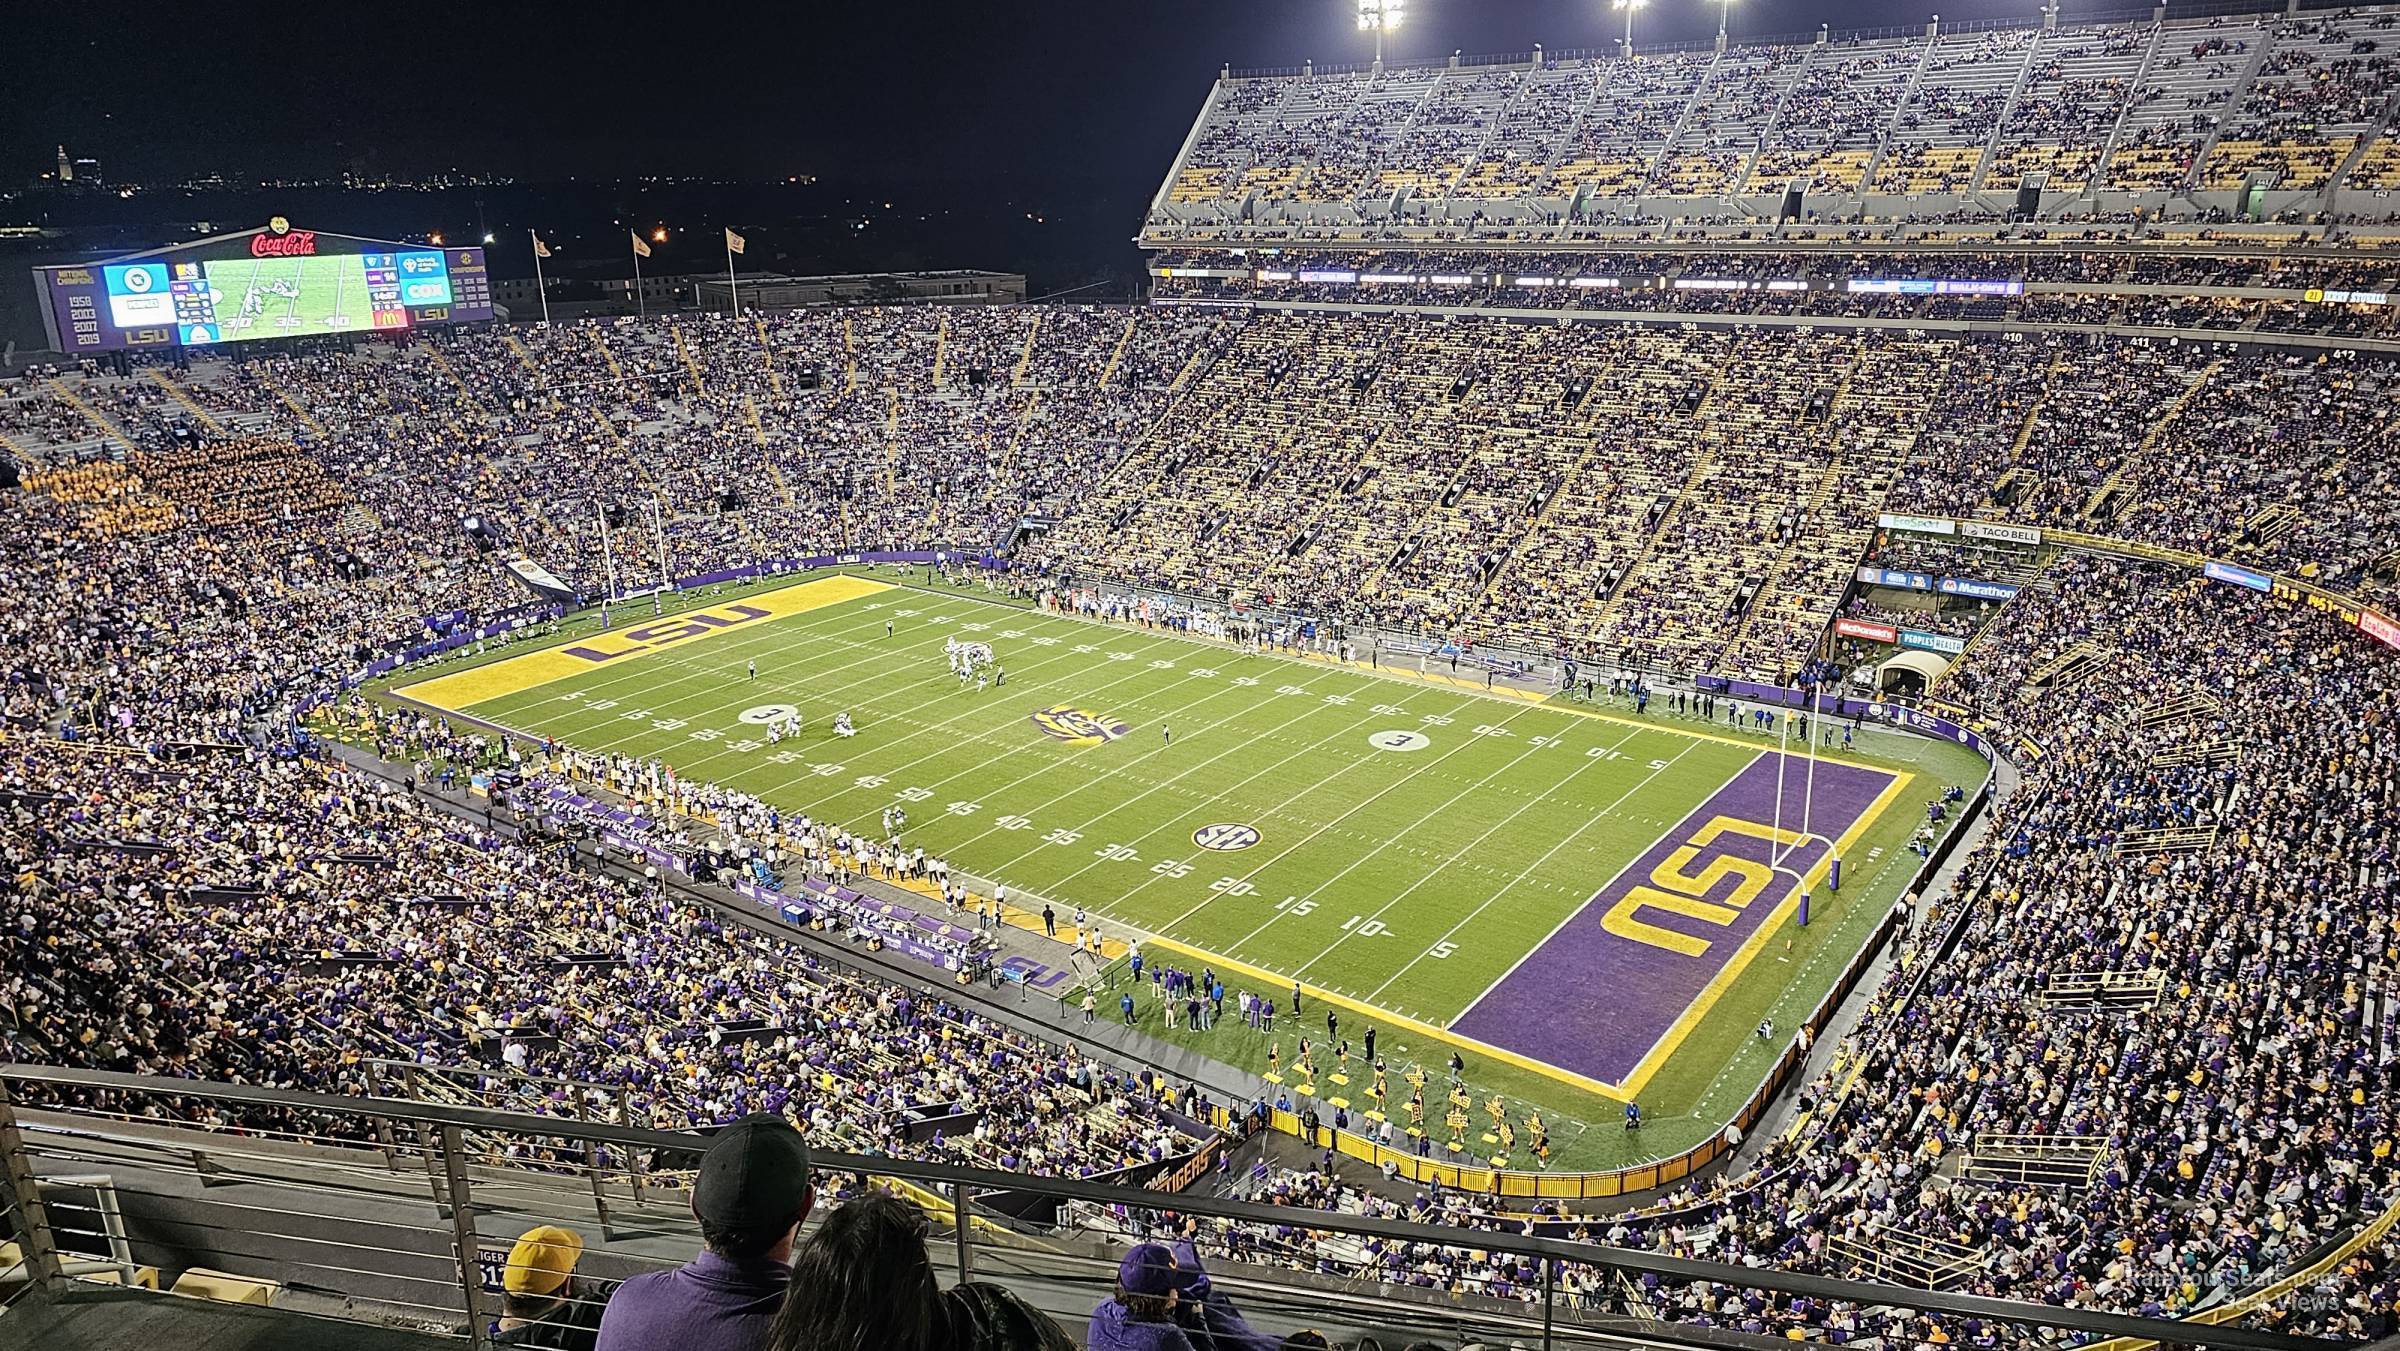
[{"x1": 3, "y1": 3, "x2": 2398, "y2": 1350}]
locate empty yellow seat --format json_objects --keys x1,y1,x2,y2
[{"x1": 171, "y1": 1267, "x2": 284, "y2": 1306}]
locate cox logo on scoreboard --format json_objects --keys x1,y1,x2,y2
[{"x1": 396, "y1": 251, "x2": 453, "y2": 306}]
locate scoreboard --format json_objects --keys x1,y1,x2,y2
[{"x1": 36, "y1": 221, "x2": 494, "y2": 353}]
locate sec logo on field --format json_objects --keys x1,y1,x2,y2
[{"x1": 1192, "y1": 823, "x2": 1260, "y2": 852}]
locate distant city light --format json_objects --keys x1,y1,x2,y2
[{"x1": 652, "y1": 226, "x2": 669, "y2": 242}]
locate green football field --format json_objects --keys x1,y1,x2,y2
[
  {"x1": 203, "y1": 255, "x2": 372, "y2": 338},
  {"x1": 385, "y1": 570, "x2": 1983, "y2": 1171}
]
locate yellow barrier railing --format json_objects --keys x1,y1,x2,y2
[{"x1": 2080, "y1": 1194, "x2": 2400, "y2": 1351}]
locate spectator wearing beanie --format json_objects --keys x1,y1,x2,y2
[
  {"x1": 596, "y1": 1113, "x2": 815, "y2": 1351},
  {"x1": 494, "y1": 1224, "x2": 611, "y2": 1350}
]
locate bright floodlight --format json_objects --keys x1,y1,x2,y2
[
  {"x1": 1357, "y1": 0, "x2": 1404, "y2": 31},
  {"x1": 1614, "y1": 0, "x2": 1647, "y2": 54}
]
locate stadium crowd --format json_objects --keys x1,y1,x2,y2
[
  {"x1": 3, "y1": 280, "x2": 2397, "y2": 1344},
  {"x1": 1149, "y1": 6, "x2": 2400, "y2": 234}
]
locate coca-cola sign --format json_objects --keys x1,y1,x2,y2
[{"x1": 251, "y1": 230, "x2": 318, "y2": 258}]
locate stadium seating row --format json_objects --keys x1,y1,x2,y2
[{"x1": 1148, "y1": 7, "x2": 2400, "y2": 231}]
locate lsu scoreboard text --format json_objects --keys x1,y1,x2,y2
[{"x1": 37, "y1": 223, "x2": 494, "y2": 353}]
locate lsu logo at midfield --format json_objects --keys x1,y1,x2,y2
[
  {"x1": 562, "y1": 604, "x2": 773, "y2": 664},
  {"x1": 1029, "y1": 705, "x2": 1131, "y2": 746}
]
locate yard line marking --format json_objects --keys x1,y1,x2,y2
[
  {"x1": 520, "y1": 601, "x2": 1178, "y2": 770},
  {"x1": 887, "y1": 657, "x2": 1359, "y2": 859},
  {"x1": 897, "y1": 578, "x2": 1777, "y2": 756},
  {"x1": 985, "y1": 686, "x2": 1491, "y2": 891},
  {"x1": 780, "y1": 640, "x2": 1263, "y2": 825},
  {"x1": 402, "y1": 588, "x2": 982, "y2": 728},
  {"x1": 1359, "y1": 735, "x2": 1707, "y2": 1003},
  {"x1": 1289, "y1": 721, "x2": 1651, "y2": 981},
  {"x1": 1224, "y1": 717, "x2": 1635, "y2": 960},
  {"x1": 1142, "y1": 694, "x2": 1555, "y2": 940},
  {"x1": 393, "y1": 573, "x2": 893, "y2": 708},
  {"x1": 483, "y1": 596, "x2": 987, "y2": 746}
]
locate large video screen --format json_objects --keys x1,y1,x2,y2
[{"x1": 39, "y1": 229, "x2": 493, "y2": 352}]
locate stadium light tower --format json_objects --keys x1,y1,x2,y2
[
  {"x1": 1614, "y1": 0, "x2": 1647, "y2": 57},
  {"x1": 1714, "y1": 0, "x2": 1734, "y2": 50},
  {"x1": 1358, "y1": 0, "x2": 1403, "y2": 68}
]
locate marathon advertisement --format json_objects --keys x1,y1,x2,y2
[
  {"x1": 2204, "y1": 560, "x2": 2274, "y2": 593},
  {"x1": 1936, "y1": 576, "x2": 2020, "y2": 601}
]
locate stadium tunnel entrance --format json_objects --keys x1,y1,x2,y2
[{"x1": 1874, "y1": 650, "x2": 1950, "y2": 697}]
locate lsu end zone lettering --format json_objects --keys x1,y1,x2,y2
[
  {"x1": 392, "y1": 574, "x2": 892, "y2": 712},
  {"x1": 1451, "y1": 752, "x2": 1906, "y2": 1097}
]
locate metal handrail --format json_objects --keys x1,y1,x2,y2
[{"x1": 0, "y1": 1064, "x2": 2352, "y2": 1351}]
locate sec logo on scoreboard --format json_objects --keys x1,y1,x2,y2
[{"x1": 1192, "y1": 823, "x2": 1260, "y2": 852}]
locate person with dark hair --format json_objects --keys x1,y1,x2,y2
[
  {"x1": 767, "y1": 1191, "x2": 1069, "y2": 1351},
  {"x1": 596, "y1": 1113, "x2": 816, "y2": 1351}
]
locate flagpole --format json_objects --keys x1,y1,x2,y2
[
  {"x1": 726, "y1": 230, "x2": 741, "y2": 317},
  {"x1": 632, "y1": 238, "x2": 646, "y2": 321},
  {"x1": 528, "y1": 229, "x2": 551, "y2": 326}
]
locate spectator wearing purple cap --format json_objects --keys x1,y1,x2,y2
[
  {"x1": 596, "y1": 1113, "x2": 815, "y2": 1351},
  {"x1": 1089, "y1": 1243, "x2": 1203, "y2": 1351},
  {"x1": 1089, "y1": 1241, "x2": 1277, "y2": 1351}
]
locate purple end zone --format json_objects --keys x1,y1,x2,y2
[{"x1": 1451, "y1": 752, "x2": 1898, "y2": 1088}]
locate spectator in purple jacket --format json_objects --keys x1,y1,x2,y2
[
  {"x1": 1089, "y1": 1241, "x2": 1278, "y2": 1351},
  {"x1": 595, "y1": 1114, "x2": 814, "y2": 1351}
]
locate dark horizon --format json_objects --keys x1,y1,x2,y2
[{"x1": 9, "y1": 0, "x2": 2239, "y2": 189}]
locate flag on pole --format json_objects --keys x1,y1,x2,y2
[
  {"x1": 530, "y1": 232, "x2": 552, "y2": 259},
  {"x1": 630, "y1": 231, "x2": 651, "y2": 259},
  {"x1": 724, "y1": 228, "x2": 746, "y2": 255}
]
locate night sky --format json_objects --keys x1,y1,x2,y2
[
  {"x1": 16, "y1": 0, "x2": 2101, "y2": 190},
  {"x1": 1, "y1": 0, "x2": 2126, "y2": 299}
]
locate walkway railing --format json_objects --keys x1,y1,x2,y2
[{"x1": 0, "y1": 1066, "x2": 2346, "y2": 1351}]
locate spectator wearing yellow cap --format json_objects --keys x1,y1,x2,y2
[{"x1": 495, "y1": 1224, "x2": 611, "y2": 1350}]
